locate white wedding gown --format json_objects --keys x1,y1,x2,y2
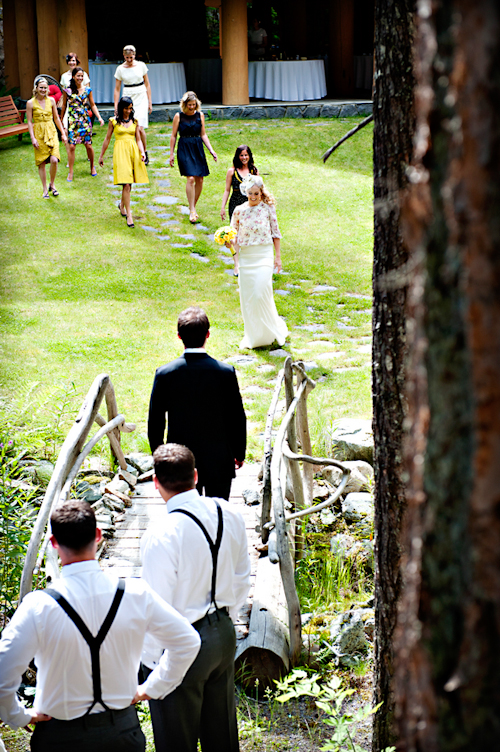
[{"x1": 238, "y1": 242, "x2": 288, "y2": 349}]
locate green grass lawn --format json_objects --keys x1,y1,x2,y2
[{"x1": 0, "y1": 117, "x2": 373, "y2": 460}]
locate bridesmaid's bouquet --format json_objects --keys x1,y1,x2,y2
[{"x1": 214, "y1": 226, "x2": 237, "y2": 246}]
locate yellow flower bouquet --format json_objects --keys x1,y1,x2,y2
[{"x1": 214, "y1": 226, "x2": 237, "y2": 246}]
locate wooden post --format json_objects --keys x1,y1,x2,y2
[
  {"x1": 57, "y1": 0, "x2": 89, "y2": 77},
  {"x1": 3, "y1": 0, "x2": 20, "y2": 93},
  {"x1": 284, "y1": 358, "x2": 306, "y2": 561},
  {"x1": 15, "y1": 0, "x2": 39, "y2": 100},
  {"x1": 261, "y1": 369, "x2": 284, "y2": 543},
  {"x1": 294, "y1": 363, "x2": 315, "y2": 508},
  {"x1": 104, "y1": 384, "x2": 128, "y2": 470},
  {"x1": 271, "y1": 379, "x2": 307, "y2": 665},
  {"x1": 20, "y1": 375, "x2": 110, "y2": 600},
  {"x1": 329, "y1": 0, "x2": 354, "y2": 97},
  {"x1": 36, "y1": 0, "x2": 60, "y2": 80},
  {"x1": 221, "y1": 0, "x2": 249, "y2": 105}
]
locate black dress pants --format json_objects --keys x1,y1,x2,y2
[
  {"x1": 196, "y1": 475, "x2": 233, "y2": 502},
  {"x1": 31, "y1": 706, "x2": 145, "y2": 752},
  {"x1": 144, "y1": 609, "x2": 239, "y2": 752}
]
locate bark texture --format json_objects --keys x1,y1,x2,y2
[
  {"x1": 395, "y1": 0, "x2": 500, "y2": 749},
  {"x1": 372, "y1": 1, "x2": 415, "y2": 749}
]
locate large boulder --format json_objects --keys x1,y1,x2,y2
[
  {"x1": 323, "y1": 460, "x2": 374, "y2": 493},
  {"x1": 329, "y1": 610, "x2": 368, "y2": 667},
  {"x1": 330, "y1": 533, "x2": 374, "y2": 572},
  {"x1": 341, "y1": 493, "x2": 374, "y2": 538},
  {"x1": 125, "y1": 453, "x2": 153, "y2": 474},
  {"x1": 331, "y1": 419, "x2": 373, "y2": 464}
]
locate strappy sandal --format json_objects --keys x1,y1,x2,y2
[
  {"x1": 49, "y1": 186, "x2": 59, "y2": 197},
  {"x1": 127, "y1": 219, "x2": 135, "y2": 228},
  {"x1": 42, "y1": 191, "x2": 50, "y2": 199}
]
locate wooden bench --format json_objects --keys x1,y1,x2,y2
[{"x1": 0, "y1": 95, "x2": 29, "y2": 141}]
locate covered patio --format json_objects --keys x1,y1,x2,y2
[{"x1": 3, "y1": 0, "x2": 374, "y2": 104}]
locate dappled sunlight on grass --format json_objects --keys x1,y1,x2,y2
[{"x1": 0, "y1": 117, "x2": 373, "y2": 458}]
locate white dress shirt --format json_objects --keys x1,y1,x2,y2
[
  {"x1": 0, "y1": 560, "x2": 200, "y2": 728},
  {"x1": 140, "y1": 489, "x2": 251, "y2": 669}
]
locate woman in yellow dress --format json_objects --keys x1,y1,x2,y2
[
  {"x1": 98, "y1": 97, "x2": 148, "y2": 228},
  {"x1": 27, "y1": 78, "x2": 67, "y2": 198}
]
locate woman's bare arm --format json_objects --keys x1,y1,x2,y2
[
  {"x1": 99, "y1": 120, "x2": 115, "y2": 164},
  {"x1": 200, "y1": 113, "x2": 217, "y2": 162},
  {"x1": 221, "y1": 168, "x2": 235, "y2": 220},
  {"x1": 169, "y1": 113, "x2": 180, "y2": 167}
]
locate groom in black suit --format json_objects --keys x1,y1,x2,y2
[{"x1": 148, "y1": 307, "x2": 246, "y2": 500}]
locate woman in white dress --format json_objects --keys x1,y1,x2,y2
[
  {"x1": 114, "y1": 45, "x2": 152, "y2": 164},
  {"x1": 230, "y1": 175, "x2": 288, "y2": 349}
]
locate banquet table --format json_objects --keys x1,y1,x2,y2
[
  {"x1": 248, "y1": 60, "x2": 326, "y2": 101},
  {"x1": 88, "y1": 62, "x2": 186, "y2": 104}
]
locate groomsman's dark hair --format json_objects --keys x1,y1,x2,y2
[
  {"x1": 51, "y1": 500, "x2": 96, "y2": 552},
  {"x1": 177, "y1": 307, "x2": 210, "y2": 348},
  {"x1": 154, "y1": 444, "x2": 196, "y2": 492}
]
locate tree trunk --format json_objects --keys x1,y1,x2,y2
[
  {"x1": 372, "y1": 1, "x2": 415, "y2": 749},
  {"x1": 395, "y1": 1, "x2": 500, "y2": 749}
]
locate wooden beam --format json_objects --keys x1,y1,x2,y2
[
  {"x1": 329, "y1": 0, "x2": 354, "y2": 97},
  {"x1": 235, "y1": 556, "x2": 289, "y2": 688},
  {"x1": 57, "y1": 0, "x2": 89, "y2": 77},
  {"x1": 221, "y1": 0, "x2": 249, "y2": 105},
  {"x1": 36, "y1": 0, "x2": 60, "y2": 80},
  {"x1": 3, "y1": 0, "x2": 20, "y2": 93},
  {"x1": 15, "y1": 0, "x2": 39, "y2": 100}
]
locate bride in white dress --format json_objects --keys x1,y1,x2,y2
[{"x1": 230, "y1": 176, "x2": 288, "y2": 349}]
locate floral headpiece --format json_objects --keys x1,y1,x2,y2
[{"x1": 240, "y1": 174, "x2": 263, "y2": 197}]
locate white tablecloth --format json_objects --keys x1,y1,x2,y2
[
  {"x1": 248, "y1": 60, "x2": 326, "y2": 101},
  {"x1": 88, "y1": 62, "x2": 186, "y2": 104}
]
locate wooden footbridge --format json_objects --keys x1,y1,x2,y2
[
  {"x1": 98, "y1": 464, "x2": 262, "y2": 648},
  {"x1": 20, "y1": 367, "x2": 350, "y2": 686}
]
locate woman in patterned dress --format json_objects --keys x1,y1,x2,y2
[
  {"x1": 61, "y1": 67, "x2": 104, "y2": 181},
  {"x1": 26, "y1": 78, "x2": 67, "y2": 198},
  {"x1": 220, "y1": 145, "x2": 259, "y2": 221},
  {"x1": 230, "y1": 175, "x2": 288, "y2": 349}
]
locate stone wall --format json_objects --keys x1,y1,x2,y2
[{"x1": 99, "y1": 101, "x2": 373, "y2": 123}]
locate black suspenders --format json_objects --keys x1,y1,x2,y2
[
  {"x1": 171, "y1": 500, "x2": 223, "y2": 615},
  {"x1": 44, "y1": 579, "x2": 125, "y2": 714}
]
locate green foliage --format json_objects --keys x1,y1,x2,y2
[
  {"x1": 296, "y1": 551, "x2": 355, "y2": 613},
  {"x1": 275, "y1": 669, "x2": 382, "y2": 752},
  {"x1": 0, "y1": 440, "x2": 38, "y2": 620}
]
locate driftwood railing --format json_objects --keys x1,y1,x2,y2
[
  {"x1": 19, "y1": 374, "x2": 135, "y2": 601},
  {"x1": 237, "y1": 357, "x2": 350, "y2": 680}
]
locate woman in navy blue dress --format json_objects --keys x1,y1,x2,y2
[{"x1": 169, "y1": 91, "x2": 217, "y2": 223}]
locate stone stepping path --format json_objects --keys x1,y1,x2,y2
[{"x1": 100, "y1": 463, "x2": 261, "y2": 644}]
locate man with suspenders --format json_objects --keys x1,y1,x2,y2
[
  {"x1": 0, "y1": 500, "x2": 201, "y2": 751},
  {"x1": 139, "y1": 443, "x2": 251, "y2": 752}
]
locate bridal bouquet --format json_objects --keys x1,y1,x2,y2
[{"x1": 214, "y1": 226, "x2": 237, "y2": 246}]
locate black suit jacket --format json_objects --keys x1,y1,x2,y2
[{"x1": 148, "y1": 352, "x2": 246, "y2": 484}]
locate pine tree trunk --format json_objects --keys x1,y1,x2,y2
[
  {"x1": 372, "y1": 1, "x2": 415, "y2": 749},
  {"x1": 395, "y1": 1, "x2": 500, "y2": 748}
]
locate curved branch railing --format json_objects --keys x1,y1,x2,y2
[
  {"x1": 20, "y1": 374, "x2": 135, "y2": 601},
  {"x1": 262, "y1": 356, "x2": 351, "y2": 665}
]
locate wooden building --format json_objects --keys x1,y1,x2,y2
[{"x1": 3, "y1": 0, "x2": 374, "y2": 102}]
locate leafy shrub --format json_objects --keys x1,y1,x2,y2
[{"x1": 0, "y1": 440, "x2": 39, "y2": 623}]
